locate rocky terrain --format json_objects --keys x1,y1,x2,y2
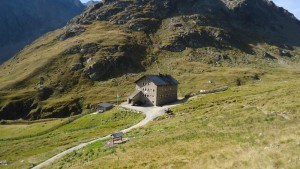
[
  {"x1": 0, "y1": 0, "x2": 85, "y2": 63},
  {"x1": 0, "y1": 0, "x2": 299, "y2": 120}
]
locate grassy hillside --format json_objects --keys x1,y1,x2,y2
[
  {"x1": 0, "y1": 118, "x2": 67, "y2": 138},
  {"x1": 47, "y1": 67, "x2": 300, "y2": 169},
  {"x1": 0, "y1": 0, "x2": 300, "y2": 120},
  {"x1": 0, "y1": 1, "x2": 299, "y2": 168},
  {"x1": 0, "y1": 109, "x2": 144, "y2": 168}
]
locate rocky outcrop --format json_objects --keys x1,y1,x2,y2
[
  {"x1": 64, "y1": 45, "x2": 82, "y2": 55},
  {"x1": 263, "y1": 52, "x2": 277, "y2": 60},
  {"x1": 39, "y1": 99, "x2": 82, "y2": 119},
  {"x1": 0, "y1": 94, "x2": 82, "y2": 120},
  {"x1": 64, "y1": 43, "x2": 99, "y2": 55},
  {"x1": 73, "y1": 0, "x2": 300, "y2": 47},
  {"x1": 0, "y1": 97, "x2": 36, "y2": 120},
  {"x1": 128, "y1": 18, "x2": 161, "y2": 33},
  {"x1": 57, "y1": 26, "x2": 86, "y2": 41},
  {"x1": 70, "y1": 63, "x2": 83, "y2": 71},
  {"x1": 279, "y1": 50, "x2": 292, "y2": 57},
  {"x1": 84, "y1": 44, "x2": 146, "y2": 80}
]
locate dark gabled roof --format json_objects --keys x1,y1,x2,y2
[
  {"x1": 135, "y1": 74, "x2": 179, "y2": 86},
  {"x1": 111, "y1": 132, "x2": 124, "y2": 138},
  {"x1": 98, "y1": 102, "x2": 114, "y2": 108}
]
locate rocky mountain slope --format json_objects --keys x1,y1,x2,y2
[
  {"x1": 0, "y1": 0, "x2": 85, "y2": 63},
  {"x1": 0, "y1": 0, "x2": 299, "y2": 120}
]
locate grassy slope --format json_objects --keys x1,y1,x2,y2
[
  {"x1": 0, "y1": 118, "x2": 67, "y2": 138},
  {"x1": 0, "y1": 109, "x2": 145, "y2": 169},
  {"x1": 0, "y1": 7, "x2": 299, "y2": 168},
  {"x1": 47, "y1": 67, "x2": 300, "y2": 169},
  {"x1": 0, "y1": 22, "x2": 134, "y2": 118},
  {"x1": 0, "y1": 15, "x2": 299, "y2": 119}
]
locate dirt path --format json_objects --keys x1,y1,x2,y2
[{"x1": 32, "y1": 102, "x2": 181, "y2": 169}]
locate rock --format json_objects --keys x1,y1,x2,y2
[
  {"x1": 263, "y1": 52, "x2": 277, "y2": 60},
  {"x1": 86, "y1": 104, "x2": 91, "y2": 109},
  {"x1": 279, "y1": 50, "x2": 292, "y2": 57},
  {"x1": 259, "y1": 132, "x2": 264, "y2": 137},
  {"x1": 86, "y1": 57, "x2": 93, "y2": 64},
  {"x1": 70, "y1": 63, "x2": 83, "y2": 71},
  {"x1": 280, "y1": 44, "x2": 294, "y2": 50},
  {"x1": 128, "y1": 18, "x2": 160, "y2": 33},
  {"x1": 39, "y1": 76, "x2": 45, "y2": 85},
  {"x1": 0, "y1": 120, "x2": 7, "y2": 125},
  {"x1": 84, "y1": 61, "x2": 111, "y2": 80},
  {"x1": 0, "y1": 97, "x2": 36, "y2": 120},
  {"x1": 150, "y1": 55, "x2": 157, "y2": 62},
  {"x1": 64, "y1": 45, "x2": 81, "y2": 55},
  {"x1": 40, "y1": 99, "x2": 82, "y2": 118},
  {"x1": 57, "y1": 26, "x2": 86, "y2": 41},
  {"x1": 36, "y1": 87, "x2": 53, "y2": 101},
  {"x1": 80, "y1": 43, "x2": 99, "y2": 54},
  {"x1": 162, "y1": 44, "x2": 186, "y2": 52}
]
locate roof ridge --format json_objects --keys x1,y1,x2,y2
[{"x1": 135, "y1": 74, "x2": 179, "y2": 86}]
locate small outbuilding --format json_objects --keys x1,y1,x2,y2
[
  {"x1": 96, "y1": 102, "x2": 114, "y2": 113},
  {"x1": 111, "y1": 132, "x2": 124, "y2": 144}
]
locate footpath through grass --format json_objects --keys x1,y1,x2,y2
[{"x1": 0, "y1": 109, "x2": 144, "y2": 169}]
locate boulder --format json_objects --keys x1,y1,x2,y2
[
  {"x1": 70, "y1": 63, "x2": 83, "y2": 71},
  {"x1": 57, "y1": 26, "x2": 86, "y2": 41},
  {"x1": 64, "y1": 45, "x2": 81, "y2": 55},
  {"x1": 263, "y1": 52, "x2": 277, "y2": 60},
  {"x1": 279, "y1": 50, "x2": 292, "y2": 57},
  {"x1": 84, "y1": 61, "x2": 111, "y2": 80},
  {"x1": 128, "y1": 18, "x2": 161, "y2": 33},
  {"x1": 80, "y1": 43, "x2": 99, "y2": 54}
]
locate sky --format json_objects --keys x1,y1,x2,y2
[
  {"x1": 272, "y1": 0, "x2": 300, "y2": 19},
  {"x1": 79, "y1": 0, "x2": 300, "y2": 20}
]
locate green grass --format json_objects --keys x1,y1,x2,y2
[
  {"x1": 47, "y1": 67, "x2": 300, "y2": 169},
  {"x1": 0, "y1": 109, "x2": 144, "y2": 169},
  {"x1": 0, "y1": 118, "x2": 66, "y2": 138},
  {"x1": 0, "y1": 14, "x2": 299, "y2": 169}
]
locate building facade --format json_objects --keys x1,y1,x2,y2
[{"x1": 127, "y1": 74, "x2": 179, "y2": 106}]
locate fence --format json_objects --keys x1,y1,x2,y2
[{"x1": 185, "y1": 86, "x2": 229, "y2": 98}]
